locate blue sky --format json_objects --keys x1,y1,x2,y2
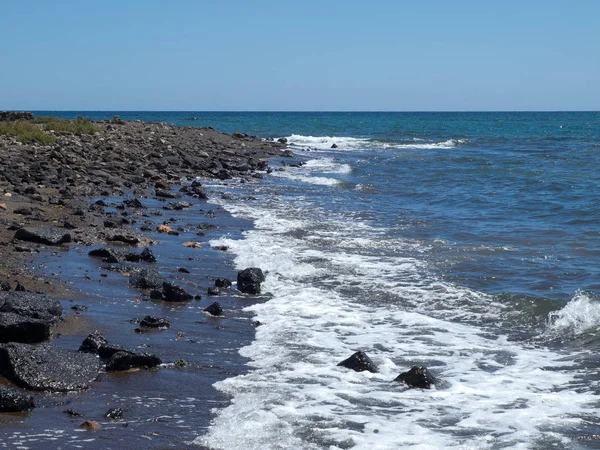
[{"x1": 1, "y1": 0, "x2": 598, "y2": 111}]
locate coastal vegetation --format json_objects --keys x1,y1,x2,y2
[{"x1": 0, "y1": 116, "x2": 99, "y2": 145}]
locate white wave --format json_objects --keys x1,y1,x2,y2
[
  {"x1": 196, "y1": 189, "x2": 597, "y2": 449},
  {"x1": 286, "y1": 134, "x2": 370, "y2": 151},
  {"x1": 382, "y1": 139, "x2": 467, "y2": 150},
  {"x1": 302, "y1": 158, "x2": 352, "y2": 174},
  {"x1": 543, "y1": 290, "x2": 600, "y2": 338},
  {"x1": 284, "y1": 134, "x2": 467, "y2": 151},
  {"x1": 270, "y1": 157, "x2": 352, "y2": 187},
  {"x1": 271, "y1": 171, "x2": 341, "y2": 186}
]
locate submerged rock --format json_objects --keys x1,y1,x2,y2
[
  {"x1": 394, "y1": 366, "x2": 436, "y2": 389},
  {"x1": 0, "y1": 342, "x2": 100, "y2": 392},
  {"x1": 207, "y1": 286, "x2": 220, "y2": 296},
  {"x1": 237, "y1": 267, "x2": 265, "y2": 294},
  {"x1": 0, "y1": 387, "x2": 34, "y2": 412},
  {"x1": 337, "y1": 351, "x2": 378, "y2": 373},
  {"x1": 204, "y1": 302, "x2": 223, "y2": 316}
]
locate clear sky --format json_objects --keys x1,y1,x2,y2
[{"x1": 1, "y1": 0, "x2": 598, "y2": 111}]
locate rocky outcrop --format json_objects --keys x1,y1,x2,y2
[
  {"x1": 394, "y1": 366, "x2": 436, "y2": 389},
  {"x1": 337, "y1": 351, "x2": 378, "y2": 373},
  {"x1": 237, "y1": 268, "x2": 265, "y2": 294},
  {"x1": 0, "y1": 342, "x2": 100, "y2": 391}
]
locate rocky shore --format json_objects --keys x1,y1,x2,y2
[
  {"x1": 0, "y1": 112, "x2": 287, "y2": 430},
  {"x1": 0, "y1": 114, "x2": 288, "y2": 294}
]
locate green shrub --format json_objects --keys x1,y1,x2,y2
[
  {"x1": 31, "y1": 116, "x2": 100, "y2": 135},
  {"x1": 0, "y1": 120, "x2": 56, "y2": 145},
  {"x1": 0, "y1": 116, "x2": 100, "y2": 145}
]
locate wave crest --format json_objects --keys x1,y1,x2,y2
[{"x1": 543, "y1": 291, "x2": 600, "y2": 339}]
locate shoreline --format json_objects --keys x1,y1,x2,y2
[{"x1": 0, "y1": 114, "x2": 292, "y2": 447}]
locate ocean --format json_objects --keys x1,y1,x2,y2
[{"x1": 35, "y1": 111, "x2": 600, "y2": 448}]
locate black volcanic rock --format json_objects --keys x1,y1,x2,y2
[
  {"x1": 0, "y1": 342, "x2": 100, "y2": 392},
  {"x1": 0, "y1": 313, "x2": 50, "y2": 343},
  {"x1": 337, "y1": 351, "x2": 378, "y2": 373},
  {"x1": 162, "y1": 282, "x2": 192, "y2": 302},
  {"x1": 237, "y1": 268, "x2": 265, "y2": 294},
  {"x1": 105, "y1": 350, "x2": 161, "y2": 372},
  {"x1": 129, "y1": 268, "x2": 164, "y2": 290},
  {"x1": 140, "y1": 316, "x2": 170, "y2": 328},
  {"x1": 204, "y1": 302, "x2": 223, "y2": 316},
  {"x1": 0, "y1": 387, "x2": 34, "y2": 412},
  {"x1": 214, "y1": 277, "x2": 232, "y2": 288},
  {"x1": 14, "y1": 227, "x2": 71, "y2": 245},
  {"x1": 394, "y1": 366, "x2": 436, "y2": 389},
  {"x1": 79, "y1": 331, "x2": 108, "y2": 354},
  {"x1": 0, "y1": 291, "x2": 62, "y2": 321}
]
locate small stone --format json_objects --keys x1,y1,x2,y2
[
  {"x1": 79, "y1": 420, "x2": 101, "y2": 431},
  {"x1": 105, "y1": 408, "x2": 123, "y2": 420}
]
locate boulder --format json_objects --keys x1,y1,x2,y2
[
  {"x1": 129, "y1": 268, "x2": 164, "y2": 290},
  {"x1": 79, "y1": 331, "x2": 108, "y2": 354},
  {"x1": 0, "y1": 291, "x2": 62, "y2": 321},
  {"x1": 204, "y1": 302, "x2": 223, "y2": 316},
  {"x1": 337, "y1": 351, "x2": 378, "y2": 373},
  {"x1": 394, "y1": 366, "x2": 436, "y2": 389},
  {"x1": 0, "y1": 342, "x2": 100, "y2": 392},
  {"x1": 140, "y1": 316, "x2": 170, "y2": 328},
  {"x1": 0, "y1": 387, "x2": 34, "y2": 412},
  {"x1": 0, "y1": 313, "x2": 50, "y2": 343},
  {"x1": 162, "y1": 282, "x2": 192, "y2": 302},
  {"x1": 237, "y1": 268, "x2": 265, "y2": 294},
  {"x1": 14, "y1": 227, "x2": 71, "y2": 246}
]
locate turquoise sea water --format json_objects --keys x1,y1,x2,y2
[{"x1": 39, "y1": 111, "x2": 600, "y2": 448}]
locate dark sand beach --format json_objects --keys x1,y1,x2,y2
[{"x1": 0, "y1": 114, "x2": 290, "y2": 448}]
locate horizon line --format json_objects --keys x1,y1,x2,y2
[{"x1": 12, "y1": 109, "x2": 600, "y2": 114}]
